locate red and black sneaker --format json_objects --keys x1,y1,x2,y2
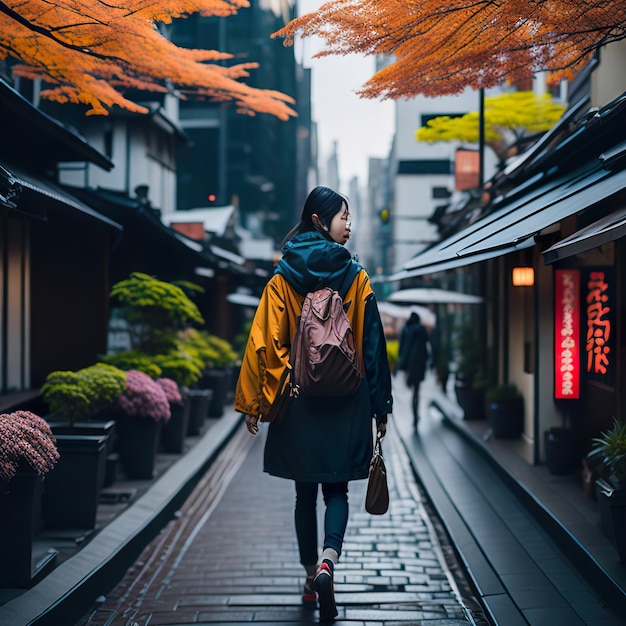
[
  {"x1": 302, "y1": 575, "x2": 317, "y2": 607},
  {"x1": 313, "y1": 559, "x2": 338, "y2": 623}
]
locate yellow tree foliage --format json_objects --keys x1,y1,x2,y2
[
  {"x1": 0, "y1": 0, "x2": 296, "y2": 118},
  {"x1": 417, "y1": 91, "x2": 567, "y2": 161},
  {"x1": 273, "y1": 0, "x2": 626, "y2": 99}
]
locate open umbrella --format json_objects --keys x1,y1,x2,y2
[
  {"x1": 226, "y1": 292, "x2": 260, "y2": 308},
  {"x1": 387, "y1": 288, "x2": 483, "y2": 305},
  {"x1": 377, "y1": 302, "x2": 437, "y2": 328}
]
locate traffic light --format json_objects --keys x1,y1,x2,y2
[{"x1": 379, "y1": 208, "x2": 390, "y2": 223}]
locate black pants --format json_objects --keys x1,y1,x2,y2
[
  {"x1": 410, "y1": 382, "x2": 421, "y2": 426},
  {"x1": 294, "y1": 481, "x2": 349, "y2": 567}
]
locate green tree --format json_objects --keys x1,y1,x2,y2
[{"x1": 416, "y1": 91, "x2": 566, "y2": 162}]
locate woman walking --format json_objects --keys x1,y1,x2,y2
[{"x1": 234, "y1": 186, "x2": 393, "y2": 623}]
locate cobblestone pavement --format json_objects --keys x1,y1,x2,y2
[{"x1": 81, "y1": 417, "x2": 481, "y2": 625}]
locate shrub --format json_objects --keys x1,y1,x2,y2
[
  {"x1": 100, "y1": 350, "x2": 163, "y2": 379},
  {"x1": 119, "y1": 370, "x2": 171, "y2": 422},
  {"x1": 589, "y1": 418, "x2": 626, "y2": 483},
  {"x1": 486, "y1": 383, "x2": 520, "y2": 402},
  {"x1": 179, "y1": 329, "x2": 237, "y2": 370},
  {"x1": 156, "y1": 377, "x2": 182, "y2": 404},
  {"x1": 0, "y1": 411, "x2": 59, "y2": 487},
  {"x1": 41, "y1": 363, "x2": 127, "y2": 424},
  {"x1": 110, "y1": 273, "x2": 204, "y2": 352},
  {"x1": 152, "y1": 351, "x2": 203, "y2": 388}
]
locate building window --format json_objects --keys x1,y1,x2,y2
[
  {"x1": 397, "y1": 160, "x2": 451, "y2": 175},
  {"x1": 104, "y1": 128, "x2": 113, "y2": 160},
  {"x1": 432, "y1": 187, "x2": 451, "y2": 199},
  {"x1": 420, "y1": 113, "x2": 465, "y2": 126}
]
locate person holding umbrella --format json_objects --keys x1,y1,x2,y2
[{"x1": 397, "y1": 312, "x2": 430, "y2": 430}]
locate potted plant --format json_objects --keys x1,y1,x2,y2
[
  {"x1": 181, "y1": 329, "x2": 237, "y2": 417},
  {"x1": 102, "y1": 350, "x2": 197, "y2": 452},
  {"x1": 116, "y1": 369, "x2": 171, "y2": 479},
  {"x1": 486, "y1": 383, "x2": 524, "y2": 439},
  {"x1": 152, "y1": 350, "x2": 205, "y2": 435},
  {"x1": 453, "y1": 323, "x2": 488, "y2": 420},
  {"x1": 588, "y1": 418, "x2": 626, "y2": 560},
  {"x1": 109, "y1": 272, "x2": 205, "y2": 354},
  {"x1": 39, "y1": 363, "x2": 127, "y2": 527},
  {"x1": 41, "y1": 363, "x2": 127, "y2": 426},
  {"x1": 0, "y1": 410, "x2": 59, "y2": 587},
  {"x1": 109, "y1": 272, "x2": 208, "y2": 431}
]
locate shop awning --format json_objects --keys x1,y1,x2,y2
[
  {"x1": 0, "y1": 162, "x2": 121, "y2": 229},
  {"x1": 387, "y1": 288, "x2": 483, "y2": 304},
  {"x1": 388, "y1": 162, "x2": 626, "y2": 280},
  {"x1": 0, "y1": 77, "x2": 113, "y2": 171},
  {"x1": 543, "y1": 205, "x2": 626, "y2": 264}
]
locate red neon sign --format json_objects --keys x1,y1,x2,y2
[
  {"x1": 554, "y1": 269, "x2": 580, "y2": 399},
  {"x1": 586, "y1": 271, "x2": 611, "y2": 375}
]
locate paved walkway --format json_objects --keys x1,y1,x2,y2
[
  {"x1": 395, "y1": 373, "x2": 625, "y2": 626},
  {"x1": 80, "y1": 414, "x2": 479, "y2": 624},
  {"x1": 4, "y1": 374, "x2": 623, "y2": 625}
]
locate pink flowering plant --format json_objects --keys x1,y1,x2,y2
[
  {"x1": 0, "y1": 411, "x2": 59, "y2": 488},
  {"x1": 119, "y1": 370, "x2": 171, "y2": 422},
  {"x1": 156, "y1": 377, "x2": 182, "y2": 404}
]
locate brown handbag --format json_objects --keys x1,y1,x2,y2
[
  {"x1": 260, "y1": 366, "x2": 294, "y2": 423},
  {"x1": 365, "y1": 434, "x2": 389, "y2": 515}
]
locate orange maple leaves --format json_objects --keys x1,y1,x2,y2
[
  {"x1": 0, "y1": 0, "x2": 296, "y2": 118},
  {"x1": 272, "y1": 0, "x2": 626, "y2": 99}
]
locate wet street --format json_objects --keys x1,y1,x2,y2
[{"x1": 80, "y1": 403, "x2": 485, "y2": 625}]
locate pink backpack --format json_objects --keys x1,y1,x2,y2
[{"x1": 292, "y1": 287, "x2": 363, "y2": 396}]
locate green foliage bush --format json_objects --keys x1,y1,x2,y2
[
  {"x1": 485, "y1": 383, "x2": 520, "y2": 402},
  {"x1": 589, "y1": 418, "x2": 626, "y2": 483},
  {"x1": 179, "y1": 329, "x2": 237, "y2": 370},
  {"x1": 41, "y1": 363, "x2": 127, "y2": 424},
  {"x1": 152, "y1": 351, "x2": 203, "y2": 388},
  {"x1": 454, "y1": 323, "x2": 487, "y2": 387},
  {"x1": 100, "y1": 350, "x2": 163, "y2": 379},
  {"x1": 110, "y1": 272, "x2": 204, "y2": 352}
]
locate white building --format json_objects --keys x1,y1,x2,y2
[{"x1": 390, "y1": 89, "x2": 499, "y2": 273}]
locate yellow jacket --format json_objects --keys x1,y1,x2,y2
[{"x1": 234, "y1": 271, "x2": 372, "y2": 419}]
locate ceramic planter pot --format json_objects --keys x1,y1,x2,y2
[
  {"x1": 0, "y1": 469, "x2": 56, "y2": 588},
  {"x1": 41, "y1": 434, "x2": 108, "y2": 529},
  {"x1": 186, "y1": 389, "x2": 212, "y2": 436},
  {"x1": 454, "y1": 384, "x2": 485, "y2": 421},
  {"x1": 201, "y1": 369, "x2": 231, "y2": 417},
  {"x1": 545, "y1": 428, "x2": 579, "y2": 475},
  {"x1": 488, "y1": 396, "x2": 523, "y2": 439},
  {"x1": 116, "y1": 415, "x2": 162, "y2": 480},
  {"x1": 160, "y1": 397, "x2": 191, "y2": 454},
  {"x1": 47, "y1": 418, "x2": 117, "y2": 488},
  {"x1": 595, "y1": 478, "x2": 626, "y2": 561}
]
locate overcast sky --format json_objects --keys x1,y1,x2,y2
[{"x1": 296, "y1": 0, "x2": 395, "y2": 192}]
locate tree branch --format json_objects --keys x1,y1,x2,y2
[{"x1": 0, "y1": 0, "x2": 114, "y2": 61}]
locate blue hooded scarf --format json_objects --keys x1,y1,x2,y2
[{"x1": 274, "y1": 231, "x2": 361, "y2": 297}]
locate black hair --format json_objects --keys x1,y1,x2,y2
[{"x1": 281, "y1": 186, "x2": 349, "y2": 245}]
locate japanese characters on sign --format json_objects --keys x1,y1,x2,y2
[
  {"x1": 554, "y1": 269, "x2": 580, "y2": 399},
  {"x1": 585, "y1": 270, "x2": 613, "y2": 380}
]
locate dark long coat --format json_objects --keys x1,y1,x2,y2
[
  {"x1": 397, "y1": 313, "x2": 430, "y2": 387},
  {"x1": 234, "y1": 231, "x2": 393, "y2": 483}
]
